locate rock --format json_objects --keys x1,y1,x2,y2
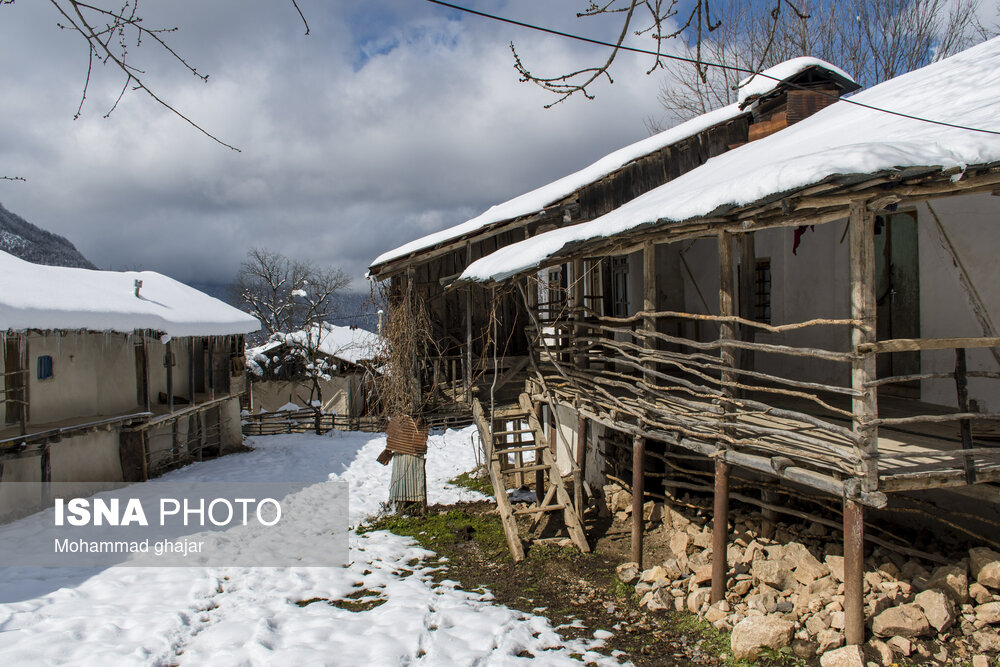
[
  {"x1": 746, "y1": 585, "x2": 780, "y2": 614},
  {"x1": 970, "y1": 582, "x2": 993, "y2": 604},
  {"x1": 819, "y1": 644, "x2": 864, "y2": 667},
  {"x1": 616, "y1": 561, "x2": 640, "y2": 584},
  {"x1": 795, "y1": 558, "x2": 831, "y2": 586},
  {"x1": 927, "y1": 563, "x2": 969, "y2": 603},
  {"x1": 643, "y1": 588, "x2": 672, "y2": 612},
  {"x1": 610, "y1": 490, "x2": 632, "y2": 513},
  {"x1": 687, "y1": 587, "x2": 712, "y2": 614},
  {"x1": 673, "y1": 596, "x2": 686, "y2": 612},
  {"x1": 972, "y1": 655, "x2": 989, "y2": 667},
  {"x1": 665, "y1": 507, "x2": 691, "y2": 529},
  {"x1": 705, "y1": 602, "x2": 728, "y2": 624},
  {"x1": 886, "y1": 636, "x2": 911, "y2": 656},
  {"x1": 826, "y1": 555, "x2": 845, "y2": 583},
  {"x1": 753, "y1": 559, "x2": 795, "y2": 591},
  {"x1": 730, "y1": 615, "x2": 795, "y2": 661},
  {"x1": 806, "y1": 613, "x2": 831, "y2": 636},
  {"x1": 815, "y1": 628, "x2": 844, "y2": 654},
  {"x1": 808, "y1": 576, "x2": 838, "y2": 599},
  {"x1": 866, "y1": 639, "x2": 894, "y2": 667},
  {"x1": 871, "y1": 603, "x2": 932, "y2": 638},
  {"x1": 691, "y1": 564, "x2": 713, "y2": 587},
  {"x1": 669, "y1": 532, "x2": 690, "y2": 562},
  {"x1": 975, "y1": 601, "x2": 1000, "y2": 624},
  {"x1": 901, "y1": 560, "x2": 929, "y2": 581},
  {"x1": 732, "y1": 579, "x2": 753, "y2": 596},
  {"x1": 971, "y1": 547, "x2": 1000, "y2": 590},
  {"x1": 829, "y1": 611, "x2": 845, "y2": 630},
  {"x1": 791, "y1": 639, "x2": 817, "y2": 660},
  {"x1": 914, "y1": 589, "x2": 956, "y2": 632},
  {"x1": 691, "y1": 529, "x2": 713, "y2": 550},
  {"x1": 642, "y1": 501, "x2": 664, "y2": 522},
  {"x1": 973, "y1": 630, "x2": 1000, "y2": 652},
  {"x1": 640, "y1": 565, "x2": 669, "y2": 585},
  {"x1": 660, "y1": 558, "x2": 683, "y2": 580}
]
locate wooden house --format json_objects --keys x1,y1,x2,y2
[
  {"x1": 372, "y1": 41, "x2": 1000, "y2": 646},
  {"x1": 246, "y1": 323, "x2": 381, "y2": 419},
  {"x1": 366, "y1": 57, "x2": 859, "y2": 413},
  {"x1": 0, "y1": 251, "x2": 259, "y2": 492}
]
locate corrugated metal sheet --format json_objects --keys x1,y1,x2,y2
[{"x1": 389, "y1": 453, "x2": 426, "y2": 505}]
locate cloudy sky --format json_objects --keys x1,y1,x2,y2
[{"x1": 0, "y1": 0, "x2": 682, "y2": 291}]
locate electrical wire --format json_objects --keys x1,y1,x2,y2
[{"x1": 424, "y1": 0, "x2": 1000, "y2": 136}]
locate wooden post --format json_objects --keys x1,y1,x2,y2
[
  {"x1": 847, "y1": 200, "x2": 877, "y2": 646},
  {"x1": 465, "y1": 242, "x2": 474, "y2": 403},
  {"x1": 631, "y1": 435, "x2": 646, "y2": 568},
  {"x1": 572, "y1": 258, "x2": 586, "y2": 372},
  {"x1": 712, "y1": 459, "x2": 730, "y2": 604},
  {"x1": 850, "y1": 200, "x2": 879, "y2": 493},
  {"x1": 166, "y1": 340, "x2": 175, "y2": 413},
  {"x1": 955, "y1": 348, "x2": 977, "y2": 484},
  {"x1": 575, "y1": 414, "x2": 588, "y2": 517},
  {"x1": 643, "y1": 241, "x2": 657, "y2": 389},
  {"x1": 536, "y1": 402, "x2": 546, "y2": 505},
  {"x1": 712, "y1": 230, "x2": 736, "y2": 603},
  {"x1": 188, "y1": 338, "x2": 196, "y2": 407},
  {"x1": 844, "y1": 497, "x2": 865, "y2": 646}
]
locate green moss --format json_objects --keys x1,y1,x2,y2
[
  {"x1": 449, "y1": 470, "x2": 495, "y2": 496},
  {"x1": 359, "y1": 507, "x2": 509, "y2": 559}
]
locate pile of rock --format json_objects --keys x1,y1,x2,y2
[{"x1": 606, "y1": 485, "x2": 1000, "y2": 664}]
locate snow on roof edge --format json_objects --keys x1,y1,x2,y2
[
  {"x1": 737, "y1": 57, "x2": 858, "y2": 107},
  {"x1": 457, "y1": 37, "x2": 1000, "y2": 285},
  {"x1": 369, "y1": 102, "x2": 748, "y2": 272}
]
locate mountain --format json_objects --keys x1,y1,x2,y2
[{"x1": 0, "y1": 202, "x2": 97, "y2": 269}]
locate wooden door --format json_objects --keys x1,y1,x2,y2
[{"x1": 875, "y1": 211, "x2": 920, "y2": 397}]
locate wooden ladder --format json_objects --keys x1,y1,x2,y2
[{"x1": 472, "y1": 393, "x2": 589, "y2": 562}]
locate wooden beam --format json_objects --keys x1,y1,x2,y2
[
  {"x1": 858, "y1": 336, "x2": 1000, "y2": 353},
  {"x1": 166, "y1": 340, "x2": 174, "y2": 413},
  {"x1": 575, "y1": 414, "x2": 588, "y2": 518},
  {"x1": 712, "y1": 459, "x2": 730, "y2": 604},
  {"x1": 714, "y1": 230, "x2": 736, "y2": 603}
]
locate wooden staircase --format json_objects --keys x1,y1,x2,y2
[{"x1": 472, "y1": 393, "x2": 589, "y2": 561}]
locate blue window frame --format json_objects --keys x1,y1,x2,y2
[{"x1": 37, "y1": 355, "x2": 53, "y2": 381}]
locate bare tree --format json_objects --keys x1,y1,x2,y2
[
  {"x1": 512, "y1": 0, "x2": 993, "y2": 113},
  {"x1": 231, "y1": 248, "x2": 350, "y2": 344},
  {"x1": 235, "y1": 248, "x2": 353, "y2": 432}
]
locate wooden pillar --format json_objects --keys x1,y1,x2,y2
[
  {"x1": 712, "y1": 459, "x2": 730, "y2": 603},
  {"x1": 847, "y1": 200, "x2": 877, "y2": 645},
  {"x1": 188, "y1": 338, "x2": 196, "y2": 406},
  {"x1": 572, "y1": 258, "x2": 586, "y2": 371},
  {"x1": 574, "y1": 414, "x2": 588, "y2": 516},
  {"x1": 844, "y1": 497, "x2": 865, "y2": 646},
  {"x1": 643, "y1": 241, "x2": 657, "y2": 391},
  {"x1": 166, "y1": 340, "x2": 175, "y2": 413},
  {"x1": 712, "y1": 231, "x2": 736, "y2": 603},
  {"x1": 849, "y1": 201, "x2": 879, "y2": 491},
  {"x1": 536, "y1": 402, "x2": 547, "y2": 505},
  {"x1": 140, "y1": 333, "x2": 150, "y2": 412},
  {"x1": 631, "y1": 435, "x2": 646, "y2": 568}
]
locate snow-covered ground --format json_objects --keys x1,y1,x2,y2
[{"x1": 0, "y1": 427, "x2": 618, "y2": 666}]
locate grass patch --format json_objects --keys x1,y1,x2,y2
[
  {"x1": 359, "y1": 506, "x2": 509, "y2": 559},
  {"x1": 449, "y1": 469, "x2": 495, "y2": 496}
]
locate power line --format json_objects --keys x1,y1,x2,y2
[{"x1": 424, "y1": 0, "x2": 1000, "y2": 136}]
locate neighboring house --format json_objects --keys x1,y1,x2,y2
[
  {"x1": 0, "y1": 250, "x2": 259, "y2": 492},
  {"x1": 246, "y1": 323, "x2": 381, "y2": 419},
  {"x1": 373, "y1": 39, "x2": 1000, "y2": 646},
  {"x1": 367, "y1": 56, "x2": 859, "y2": 410}
]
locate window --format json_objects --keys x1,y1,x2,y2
[
  {"x1": 610, "y1": 256, "x2": 630, "y2": 317},
  {"x1": 37, "y1": 355, "x2": 54, "y2": 381},
  {"x1": 754, "y1": 259, "x2": 772, "y2": 324}
]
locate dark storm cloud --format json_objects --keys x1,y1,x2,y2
[{"x1": 0, "y1": 1, "x2": 670, "y2": 288}]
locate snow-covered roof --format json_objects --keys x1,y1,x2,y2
[
  {"x1": 369, "y1": 102, "x2": 748, "y2": 272},
  {"x1": 460, "y1": 37, "x2": 1000, "y2": 284},
  {"x1": 0, "y1": 250, "x2": 259, "y2": 337},
  {"x1": 737, "y1": 57, "x2": 858, "y2": 107},
  {"x1": 249, "y1": 323, "x2": 381, "y2": 367}
]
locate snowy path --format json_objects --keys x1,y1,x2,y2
[{"x1": 0, "y1": 427, "x2": 617, "y2": 666}]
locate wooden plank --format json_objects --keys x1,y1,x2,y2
[
  {"x1": 955, "y1": 349, "x2": 977, "y2": 484},
  {"x1": 859, "y1": 337, "x2": 1000, "y2": 353}
]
